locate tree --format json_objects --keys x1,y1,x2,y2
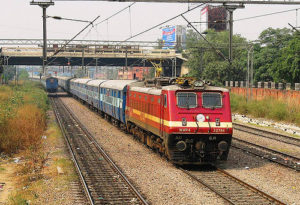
[
  {"x1": 271, "y1": 33, "x2": 300, "y2": 83},
  {"x1": 18, "y1": 69, "x2": 29, "y2": 80},
  {"x1": 185, "y1": 29, "x2": 248, "y2": 85},
  {"x1": 254, "y1": 27, "x2": 293, "y2": 82}
]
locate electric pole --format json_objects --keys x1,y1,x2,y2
[
  {"x1": 224, "y1": 4, "x2": 244, "y2": 64},
  {"x1": 30, "y1": 1, "x2": 54, "y2": 76}
]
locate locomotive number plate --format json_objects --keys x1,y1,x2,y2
[{"x1": 212, "y1": 128, "x2": 225, "y2": 133}]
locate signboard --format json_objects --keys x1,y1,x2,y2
[{"x1": 162, "y1": 26, "x2": 176, "y2": 49}]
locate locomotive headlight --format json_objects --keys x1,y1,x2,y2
[{"x1": 196, "y1": 114, "x2": 205, "y2": 122}]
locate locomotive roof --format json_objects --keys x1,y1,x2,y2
[
  {"x1": 87, "y1": 80, "x2": 107, "y2": 87},
  {"x1": 163, "y1": 85, "x2": 229, "y2": 92},
  {"x1": 100, "y1": 80, "x2": 137, "y2": 90},
  {"x1": 129, "y1": 85, "x2": 162, "y2": 95},
  {"x1": 129, "y1": 82, "x2": 229, "y2": 94}
]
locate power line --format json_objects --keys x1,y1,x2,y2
[
  {"x1": 46, "y1": 15, "x2": 100, "y2": 66},
  {"x1": 234, "y1": 7, "x2": 300, "y2": 22},
  {"x1": 94, "y1": 2, "x2": 136, "y2": 27},
  {"x1": 123, "y1": 3, "x2": 205, "y2": 42},
  {"x1": 181, "y1": 14, "x2": 228, "y2": 61}
]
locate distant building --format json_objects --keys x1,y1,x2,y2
[
  {"x1": 118, "y1": 67, "x2": 151, "y2": 80},
  {"x1": 200, "y1": 5, "x2": 228, "y2": 32}
]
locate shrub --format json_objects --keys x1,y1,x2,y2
[
  {"x1": 1, "y1": 104, "x2": 45, "y2": 153},
  {"x1": 0, "y1": 81, "x2": 48, "y2": 154},
  {"x1": 230, "y1": 93, "x2": 300, "y2": 126}
]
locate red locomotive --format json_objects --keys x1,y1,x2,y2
[{"x1": 125, "y1": 78, "x2": 232, "y2": 164}]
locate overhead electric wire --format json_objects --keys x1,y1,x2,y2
[
  {"x1": 46, "y1": 15, "x2": 100, "y2": 66},
  {"x1": 94, "y1": 2, "x2": 136, "y2": 27},
  {"x1": 123, "y1": 3, "x2": 205, "y2": 42},
  {"x1": 181, "y1": 14, "x2": 228, "y2": 62},
  {"x1": 234, "y1": 7, "x2": 300, "y2": 22}
]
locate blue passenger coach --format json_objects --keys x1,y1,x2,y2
[
  {"x1": 100, "y1": 80, "x2": 136, "y2": 124},
  {"x1": 70, "y1": 79, "x2": 91, "y2": 102},
  {"x1": 86, "y1": 80, "x2": 107, "y2": 109}
]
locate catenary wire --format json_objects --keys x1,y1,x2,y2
[
  {"x1": 123, "y1": 3, "x2": 205, "y2": 42},
  {"x1": 234, "y1": 7, "x2": 300, "y2": 22}
]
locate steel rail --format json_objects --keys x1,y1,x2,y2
[
  {"x1": 216, "y1": 168, "x2": 285, "y2": 205},
  {"x1": 181, "y1": 166, "x2": 285, "y2": 205},
  {"x1": 233, "y1": 137, "x2": 300, "y2": 162},
  {"x1": 50, "y1": 97, "x2": 94, "y2": 205},
  {"x1": 180, "y1": 168, "x2": 235, "y2": 205},
  {"x1": 233, "y1": 122, "x2": 300, "y2": 147},
  {"x1": 57, "y1": 97, "x2": 149, "y2": 205},
  {"x1": 232, "y1": 137, "x2": 300, "y2": 171}
]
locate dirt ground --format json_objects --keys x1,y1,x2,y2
[{"x1": 0, "y1": 163, "x2": 16, "y2": 204}]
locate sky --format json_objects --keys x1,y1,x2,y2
[{"x1": 0, "y1": 0, "x2": 299, "y2": 43}]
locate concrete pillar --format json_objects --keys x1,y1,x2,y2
[
  {"x1": 230, "y1": 81, "x2": 234, "y2": 87},
  {"x1": 271, "y1": 82, "x2": 276, "y2": 89},
  {"x1": 225, "y1": 81, "x2": 229, "y2": 87},
  {"x1": 264, "y1": 82, "x2": 269, "y2": 89},
  {"x1": 286, "y1": 83, "x2": 291, "y2": 90},
  {"x1": 235, "y1": 81, "x2": 239, "y2": 87},
  {"x1": 257, "y1": 82, "x2": 262, "y2": 88},
  {"x1": 278, "y1": 83, "x2": 283, "y2": 90},
  {"x1": 295, "y1": 83, "x2": 300, "y2": 91},
  {"x1": 240, "y1": 81, "x2": 244, "y2": 87}
]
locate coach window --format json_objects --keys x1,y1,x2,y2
[{"x1": 164, "y1": 94, "x2": 167, "y2": 108}]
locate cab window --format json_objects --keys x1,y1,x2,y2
[
  {"x1": 176, "y1": 92, "x2": 197, "y2": 108},
  {"x1": 202, "y1": 92, "x2": 222, "y2": 108}
]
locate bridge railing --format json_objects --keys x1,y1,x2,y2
[{"x1": 1, "y1": 46, "x2": 178, "y2": 58}]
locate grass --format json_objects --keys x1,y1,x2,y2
[
  {"x1": 0, "y1": 167, "x2": 5, "y2": 172},
  {"x1": 0, "y1": 81, "x2": 48, "y2": 154},
  {"x1": 230, "y1": 93, "x2": 300, "y2": 126}
]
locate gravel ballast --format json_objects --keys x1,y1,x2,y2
[{"x1": 61, "y1": 97, "x2": 299, "y2": 204}]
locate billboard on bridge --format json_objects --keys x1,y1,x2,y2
[{"x1": 162, "y1": 26, "x2": 176, "y2": 49}]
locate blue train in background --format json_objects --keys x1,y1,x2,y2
[{"x1": 41, "y1": 77, "x2": 58, "y2": 92}]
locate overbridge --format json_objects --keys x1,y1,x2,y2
[{"x1": 0, "y1": 39, "x2": 187, "y2": 76}]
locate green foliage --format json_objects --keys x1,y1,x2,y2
[
  {"x1": 2, "y1": 66, "x2": 16, "y2": 84},
  {"x1": 253, "y1": 27, "x2": 294, "y2": 83},
  {"x1": 271, "y1": 34, "x2": 300, "y2": 83},
  {"x1": 185, "y1": 29, "x2": 248, "y2": 84},
  {"x1": 18, "y1": 69, "x2": 29, "y2": 80},
  {"x1": 185, "y1": 27, "x2": 298, "y2": 85},
  {"x1": 0, "y1": 81, "x2": 49, "y2": 153}
]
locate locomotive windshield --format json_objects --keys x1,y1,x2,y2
[
  {"x1": 176, "y1": 92, "x2": 197, "y2": 108},
  {"x1": 202, "y1": 92, "x2": 222, "y2": 108}
]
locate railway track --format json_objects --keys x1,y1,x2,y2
[
  {"x1": 232, "y1": 137, "x2": 300, "y2": 171},
  {"x1": 50, "y1": 96, "x2": 148, "y2": 205},
  {"x1": 233, "y1": 123, "x2": 300, "y2": 147},
  {"x1": 182, "y1": 166, "x2": 285, "y2": 205}
]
